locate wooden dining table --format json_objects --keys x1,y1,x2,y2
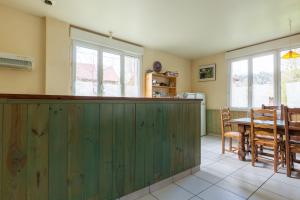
[{"x1": 230, "y1": 118, "x2": 285, "y2": 161}]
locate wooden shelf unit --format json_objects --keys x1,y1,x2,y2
[{"x1": 145, "y1": 72, "x2": 177, "y2": 97}]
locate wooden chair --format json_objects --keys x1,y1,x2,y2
[
  {"x1": 284, "y1": 107, "x2": 300, "y2": 177},
  {"x1": 250, "y1": 109, "x2": 285, "y2": 172},
  {"x1": 262, "y1": 104, "x2": 284, "y2": 120},
  {"x1": 260, "y1": 104, "x2": 284, "y2": 153},
  {"x1": 220, "y1": 108, "x2": 249, "y2": 154}
]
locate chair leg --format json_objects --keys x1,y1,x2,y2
[
  {"x1": 286, "y1": 146, "x2": 291, "y2": 177},
  {"x1": 251, "y1": 142, "x2": 255, "y2": 166},
  {"x1": 259, "y1": 145, "x2": 263, "y2": 154},
  {"x1": 291, "y1": 153, "x2": 294, "y2": 171},
  {"x1": 280, "y1": 143, "x2": 284, "y2": 167},
  {"x1": 222, "y1": 136, "x2": 225, "y2": 154},
  {"x1": 245, "y1": 136, "x2": 250, "y2": 154},
  {"x1": 292, "y1": 153, "x2": 296, "y2": 169},
  {"x1": 274, "y1": 144, "x2": 278, "y2": 173}
]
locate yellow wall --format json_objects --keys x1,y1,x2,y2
[
  {"x1": 0, "y1": 5, "x2": 45, "y2": 94},
  {"x1": 0, "y1": 5, "x2": 192, "y2": 96},
  {"x1": 191, "y1": 53, "x2": 227, "y2": 109},
  {"x1": 45, "y1": 17, "x2": 71, "y2": 95}
]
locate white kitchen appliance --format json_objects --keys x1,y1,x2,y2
[{"x1": 179, "y1": 92, "x2": 206, "y2": 136}]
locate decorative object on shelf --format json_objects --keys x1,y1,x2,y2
[
  {"x1": 153, "y1": 61, "x2": 162, "y2": 72},
  {"x1": 198, "y1": 63, "x2": 216, "y2": 81},
  {"x1": 164, "y1": 71, "x2": 179, "y2": 77},
  {"x1": 282, "y1": 19, "x2": 300, "y2": 60}
]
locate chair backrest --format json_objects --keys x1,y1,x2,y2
[
  {"x1": 220, "y1": 108, "x2": 232, "y2": 135},
  {"x1": 250, "y1": 109, "x2": 278, "y2": 143},
  {"x1": 262, "y1": 104, "x2": 284, "y2": 120},
  {"x1": 284, "y1": 107, "x2": 300, "y2": 143}
]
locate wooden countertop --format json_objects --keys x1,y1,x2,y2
[{"x1": 0, "y1": 93, "x2": 202, "y2": 102}]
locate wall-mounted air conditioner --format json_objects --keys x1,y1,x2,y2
[{"x1": 0, "y1": 53, "x2": 33, "y2": 70}]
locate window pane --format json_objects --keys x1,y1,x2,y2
[
  {"x1": 102, "y1": 52, "x2": 121, "y2": 96},
  {"x1": 252, "y1": 54, "x2": 275, "y2": 107},
  {"x1": 231, "y1": 60, "x2": 248, "y2": 108},
  {"x1": 281, "y1": 48, "x2": 300, "y2": 107},
  {"x1": 124, "y1": 56, "x2": 140, "y2": 97},
  {"x1": 75, "y1": 46, "x2": 98, "y2": 96}
]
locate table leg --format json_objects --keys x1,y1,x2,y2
[{"x1": 238, "y1": 124, "x2": 246, "y2": 161}]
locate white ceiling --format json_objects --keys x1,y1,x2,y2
[{"x1": 1, "y1": 0, "x2": 300, "y2": 59}]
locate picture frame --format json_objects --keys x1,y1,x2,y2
[{"x1": 198, "y1": 63, "x2": 216, "y2": 81}]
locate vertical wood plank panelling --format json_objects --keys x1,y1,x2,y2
[
  {"x1": 135, "y1": 104, "x2": 146, "y2": 190},
  {"x1": 176, "y1": 104, "x2": 184, "y2": 173},
  {"x1": 0, "y1": 104, "x2": 3, "y2": 199},
  {"x1": 153, "y1": 104, "x2": 163, "y2": 182},
  {"x1": 68, "y1": 104, "x2": 100, "y2": 200},
  {"x1": 159, "y1": 104, "x2": 171, "y2": 180},
  {"x1": 112, "y1": 103, "x2": 135, "y2": 198},
  {"x1": 206, "y1": 109, "x2": 247, "y2": 135},
  {"x1": 99, "y1": 104, "x2": 113, "y2": 200},
  {"x1": 49, "y1": 104, "x2": 68, "y2": 200},
  {"x1": 67, "y1": 104, "x2": 84, "y2": 200},
  {"x1": 194, "y1": 103, "x2": 201, "y2": 166},
  {"x1": 2, "y1": 104, "x2": 28, "y2": 200},
  {"x1": 188, "y1": 103, "x2": 196, "y2": 168},
  {"x1": 122, "y1": 104, "x2": 135, "y2": 195},
  {"x1": 206, "y1": 110, "x2": 212, "y2": 135},
  {"x1": 82, "y1": 104, "x2": 100, "y2": 200},
  {"x1": 183, "y1": 103, "x2": 193, "y2": 170},
  {"x1": 167, "y1": 103, "x2": 177, "y2": 175},
  {"x1": 144, "y1": 104, "x2": 155, "y2": 185},
  {"x1": 112, "y1": 104, "x2": 125, "y2": 199},
  {"x1": 0, "y1": 99, "x2": 201, "y2": 200},
  {"x1": 27, "y1": 104, "x2": 49, "y2": 200}
]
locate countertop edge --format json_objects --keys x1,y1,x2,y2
[{"x1": 0, "y1": 94, "x2": 203, "y2": 102}]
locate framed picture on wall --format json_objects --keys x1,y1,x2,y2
[{"x1": 198, "y1": 64, "x2": 216, "y2": 81}]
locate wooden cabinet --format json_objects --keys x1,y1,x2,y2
[
  {"x1": 0, "y1": 97, "x2": 200, "y2": 200},
  {"x1": 145, "y1": 73, "x2": 177, "y2": 97}
]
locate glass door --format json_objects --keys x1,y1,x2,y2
[
  {"x1": 252, "y1": 53, "x2": 275, "y2": 107},
  {"x1": 124, "y1": 56, "x2": 140, "y2": 97},
  {"x1": 280, "y1": 48, "x2": 300, "y2": 107}
]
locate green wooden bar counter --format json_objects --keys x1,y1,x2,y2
[{"x1": 0, "y1": 94, "x2": 201, "y2": 200}]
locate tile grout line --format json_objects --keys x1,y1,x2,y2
[
  {"x1": 246, "y1": 171, "x2": 296, "y2": 200},
  {"x1": 207, "y1": 153, "x2": 295, "y2": 200},
  {"x1": 201, "y1": 138, "x2": 296, "y2": 200},
  {"x1": 189, "y1": 161, "x2": 250, "y2": 199},
  {"x1": 143, "y1": 137, "x2": 292, "y2": 200},
  {"x1": 246, "y1": 171, "x2": 275, "y2": 200},
  {"x1": 212, "y1": 163, "x2": 272, "y2": 199},
  {"x1": 149, "y1": 151, "x2": 233, "y2": 199},
  {"x1": 150, "y1": 193, "x2": 159, "y2": 200}
]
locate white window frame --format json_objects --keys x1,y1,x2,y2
[
  {"x1": 228, "y1": 51, "x2": 279, "y2": 110},
  {"x1": 72, "y1": 40, "x2": 142, "y2": 97}
]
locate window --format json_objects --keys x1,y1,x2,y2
[
  {"x1": 229, "y1": 53, "x2": 276, "y2": 108},
  {"x1": 280, "y1": 48, "x2": 300, "y2": 107},
  {"x1": 73, "y1": 41, "x2": 141, "y2": 97},
  {"x1": 229, "y1": 48, "x2": 300, "y2": 109}
]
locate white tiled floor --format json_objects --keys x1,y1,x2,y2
[{"x1": 136, "y1": 135, "x2": 300, "y2": 200}]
